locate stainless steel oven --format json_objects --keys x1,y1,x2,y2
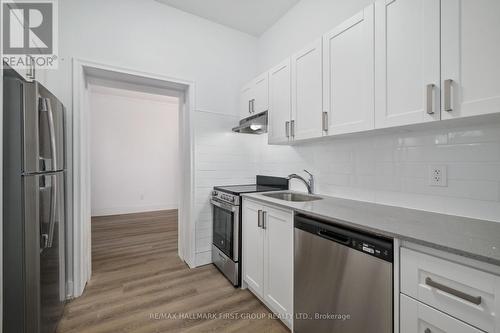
[
  {"x1": 211, "y1": 192, "x2": 241, "y2": 286},
  {"x1": 211, "y1": 177, "x2": 289, "y2": 287}
]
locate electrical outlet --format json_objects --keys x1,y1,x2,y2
[{"x1": 428, "y1": 165, "x2": 447, "y2": 187}]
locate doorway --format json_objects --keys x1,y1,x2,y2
[{"x1": 71, "y1": 60, "x2": 195, "y2": 298}]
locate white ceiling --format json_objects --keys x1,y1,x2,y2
[{"x1": 155, "y1": 0, "x2": 300, "y2": 37}]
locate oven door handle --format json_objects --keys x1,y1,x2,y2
[{"x1": 210, "y1": 198, "x2": 239, "y2": 212}]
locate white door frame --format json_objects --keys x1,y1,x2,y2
[{"x1": 71, "y1": 58, "x2": 196, "y2": 297}]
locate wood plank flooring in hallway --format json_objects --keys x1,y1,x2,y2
[{"x1": 57, "y1": 210, "x2": 289, "y2": 333}]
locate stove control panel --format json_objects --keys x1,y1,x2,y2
[{"x1": 211, "y1": 190, "x2": 240, "y2": 206}]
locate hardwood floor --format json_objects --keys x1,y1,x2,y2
[{"x1": 57, "y1": 210, "x2": 289, "y2": 333}]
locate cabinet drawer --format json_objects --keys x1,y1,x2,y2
[
  {"x1": 401, "y1": 294, "x2": 484, "y2": 333},
  {"x1": 401, "y1": 248, "x2": 500, "y2": 332}
]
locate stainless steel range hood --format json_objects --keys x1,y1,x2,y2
[{"x1": 232, "y1": 111, "x2": 268, "y2": 134}]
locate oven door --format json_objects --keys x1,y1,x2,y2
[{"x1": 211, "y1": 198, "x2": 239, "y2": 261}]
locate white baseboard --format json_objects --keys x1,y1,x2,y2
[
  {"x1": 91, "y1": 203, "x2": 178, "y2": 217},
  {"x1": 195, "y1": 250, "x2": 212, "y2": 267}
]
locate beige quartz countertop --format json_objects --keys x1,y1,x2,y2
[{"x1": 242, "y1": 191, "x2": 500, "y2": 266}]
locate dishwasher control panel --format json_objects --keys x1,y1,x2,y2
[
  {"x1": 295, "y1": 213, "x2": 394, "y2": 263},
  {"x1": 352, "y1": 239, "x2": 392, "y2": 261}
]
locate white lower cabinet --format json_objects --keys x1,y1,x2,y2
[
  {"x1": 242, "y1": 199, "x2": 293, "y2": 327},
  {"x1": 263, "y1": 205, "x2": 294, "y2": 323},
  {"x1": 242, "y1": 200, "x2": 265, "y2": 296},
  {"x1": 400, "y1": 247, "x2": 500, "y2": 333},
  {"x1": 400, "y1": 294, "x2": 483, "y2": 333}
]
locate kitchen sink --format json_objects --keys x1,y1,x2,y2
[{"x1": 262, "y1": 192, "x2": 322, "y2": 202}]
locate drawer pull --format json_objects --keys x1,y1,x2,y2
[
  {"x1": 425, "y1": 277, "x2": 482, "y2": 305},
  {"x1": 424, "y1": 329, "x2": 431, "y2": 333}
]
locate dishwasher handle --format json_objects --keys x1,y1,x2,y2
[{"x1": 317, "y1": 229, "x2": 350, "y2": 245}]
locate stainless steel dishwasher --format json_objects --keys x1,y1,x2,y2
[{"x1": 294, "y1": 213, "x2": 393, "y2": 333}]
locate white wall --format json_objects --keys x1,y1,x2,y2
[
  {"x1": 257, "y1": 0, "x2": 373, "y2": 70},
  {"x1": 89, "y1": 85, "x2": 179, "y2": 216},
  {"x1": 47, "y1": 0, "x2": 257, "y2": 115}
]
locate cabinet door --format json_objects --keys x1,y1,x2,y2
[
  {"x1": 253, "y1": 72, "x2": 269, "y2": 114},
  {"x1": 400, "y1": 294, "x2": 484, "y2": 333},
  {"x1": 291, "y1": 39, "x2": 324, "y2": 140},
  {"x1": 242, "y1": 200, "x2": 265, "y2": 297},
  {"x1": 263, "y1": 206, "x2": 293, "y2": 323},
  {"x1": 323, "y1": 5, "x2": 375, "y2": 135},
  {"x1": 240, "y1": 83, "x2": 253, "y2": 119},
  {"x1": 268, "y1": 59, "x2": 292, "y2": 145},
  {"x1": 374, "y1": 0, "x2": 440, "y2": 128},
  {"x1": 441, "y1": 0, "x2": 500, "y2": 119}
]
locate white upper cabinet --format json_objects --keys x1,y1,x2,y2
[
  {"x1": 240, "y1": 82, "x2": 254, "y2": 119},
  {"x1": 291, "y1": 39, "x2": 324, "y2": 140},
  {"x1": 253, "y1": 72, "x2": 269, "y2": 114},
  {"x1": 323, "y1": 4, "x2": 375, "y2": 135},
  {"x1": 239, "y1": 72, "x2": 269, "y2": 119},
  {"x1": 441, "y1": 0, "x2": 500, "y2": 119},
  {"x1": 374, "y1": 0, "x2": 441, "y2": 128},
  {"x1": 268, "y1": 59, "x2": 292, "y2": 144},
  {"x1": 243, "y1": 0, "x2": 500, "y2": 143}
]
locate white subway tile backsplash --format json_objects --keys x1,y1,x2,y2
[
  {"x1": 448, "y1": 162, "x2": 500, "y2": 181},
  {"x1": 193, "y1": 113, "x2": 500, "y2": 264},
  {"x1": 256, "y1": 123, "x2": 500, "y2": 222}
]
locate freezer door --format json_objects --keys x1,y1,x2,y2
[
  {"x1": 23, "y1": 82, "x2": 65, "y2": 173},
  {"x1": 39, "y1": 172, "x2": 66, "y2": 333}
]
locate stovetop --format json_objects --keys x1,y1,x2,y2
[{"x1": 213, "y1": 184, "x2": 286, "y2": 195}]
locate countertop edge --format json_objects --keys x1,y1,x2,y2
[{"x1": 241, "y1": 191, "x2": 500, "y2": 267}]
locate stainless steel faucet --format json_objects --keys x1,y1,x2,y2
[{"x1": 287, "y1": 170, "x2": 314, "y2": 194}]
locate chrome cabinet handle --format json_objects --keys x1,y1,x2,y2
[
  {"x1": 257, "y1": 210, "x2": 263, "y2": 228},
  {"x1": 290, "y1": 120, "x2": 295, "y2": 138},
  {"x1": 322, "y1": 111, "x2": 328, "y2": 131},
  {"x1": 444, "y1": 79, "x2": 453, "y2": 112},
  {"x1": 251, "y1": 99, "x2": 256, "y2": 113},
  {"x1": 285, "y1": 121, "x2": 290, "y2": 138},
  {"x1": 426, "y1": 84, "x2": 435, "y2": 115},
  {"x1": 248, "y1": 100, "x2": 252, "y2": 114},
  {"x1": 425, "y1": 277, "x2": 482, "y2": 305},
  {"x1": 262, "y1": 211, "x2": 267, "y2": 230}
]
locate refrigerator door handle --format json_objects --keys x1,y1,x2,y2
[
  {"x1": 39, "y1": 97, "x2": 58, "y2": 170},
  {"x1": 47, "y1": 174, "x2": 58, "y2": 248}
]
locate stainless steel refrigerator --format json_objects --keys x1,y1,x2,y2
[{"x1": 3, "y1": 65, "x2": 66, "y2": 333}]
